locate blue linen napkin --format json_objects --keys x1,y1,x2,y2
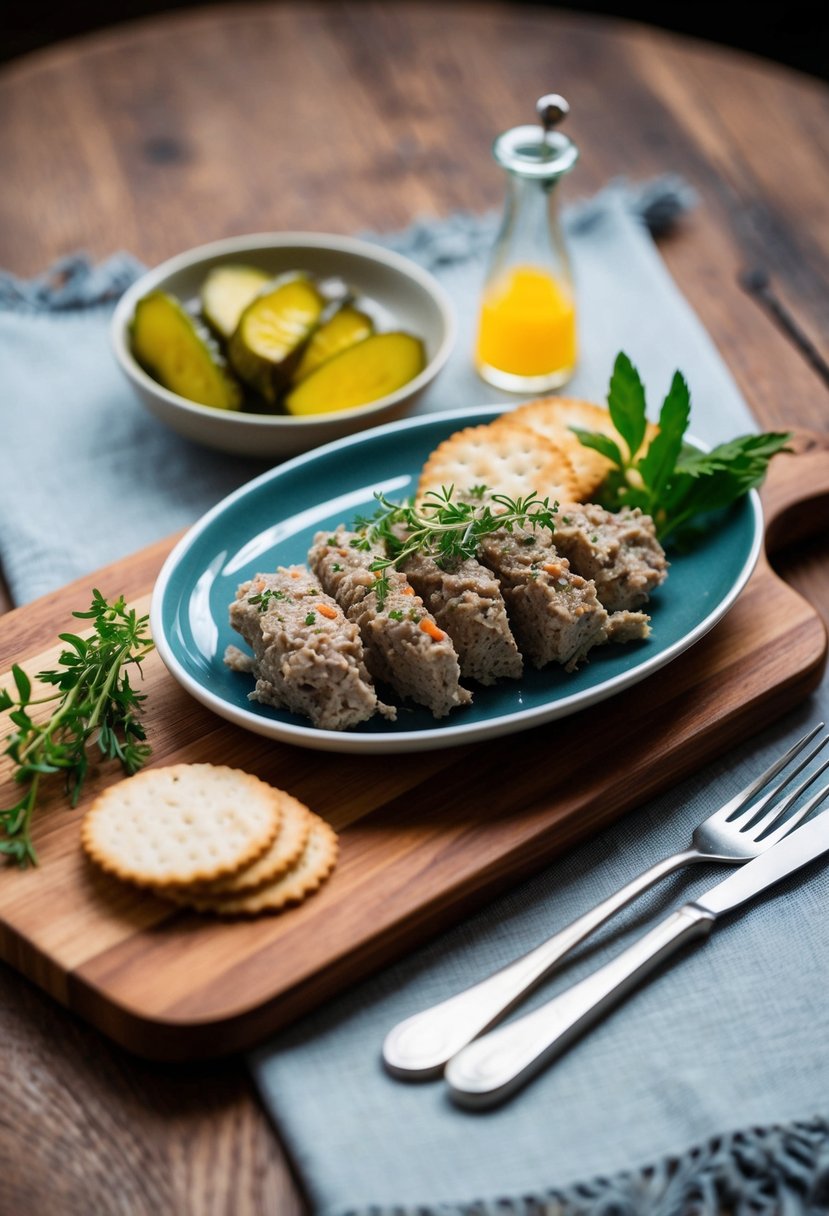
[
  {"x1": 253, "y1": 707, "x2": 829, "y2": 1216},
  {"x1": 0, "y1": 176, "x2": 748, "y2": 607},
  {"x1": 3, "y1": 182, "x2": 828, "y2": 1214}
]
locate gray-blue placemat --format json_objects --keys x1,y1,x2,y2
[
  {"x1": 3, "y1": 182, "x2": 828, "y2": 1214},
  {"x1": 253, "y1": 704, "x2": 829, "y2": 1216},
  {"x1": 1, "y1": 177, "x2": 749, "y2": 607}
]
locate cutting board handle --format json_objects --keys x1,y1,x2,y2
[{"x1": 762, "y1": 431, "x2": 829, "y2": 555}]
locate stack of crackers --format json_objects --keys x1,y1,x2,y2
[
  {"x1": 417, "y1": 397, "x2": 657, "y2": 504},
  {"x1": 81, "y1": 764, "x2": 337, "y2": 917}
]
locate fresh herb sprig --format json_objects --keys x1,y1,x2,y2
[
  {"x1": 572, "y1": 352, "x2": 790, "y2": 542},
  {"x1": 0, "y1": 590, "x2": 154, "y2": 867},
  {"x1": 356, "y1": 486, "x2": 558, "y2": 607}
]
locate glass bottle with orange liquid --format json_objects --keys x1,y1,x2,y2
[{"x1": 475, "y1": 95, "x2": 579, "y2": 393}]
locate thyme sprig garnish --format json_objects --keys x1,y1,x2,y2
[
  {"x1": 355, "y1": 485, "x2": 558, "y2": 608},
  {"x1": 0, "y1": 590, "x2": 154, "y2": 867}
]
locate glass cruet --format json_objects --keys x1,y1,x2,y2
[{"x1": 474, "y1": 94, "x2": 579, "y2": 393}]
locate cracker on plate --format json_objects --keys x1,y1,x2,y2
[
  {"x1": 498, "y1": 397, "x2": 658, "y2": 495},
  {"x1": 492, "y1": 398, "x2": 617, "y2": 501},
  {"x1": 81, "y1": 764, "x2": 281, "y2": 888},
  {"x1": 417, "y1": 423, "x2": 580, "y2": 506}
]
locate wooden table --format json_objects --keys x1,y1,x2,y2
[{"x1": 1, "y1": 4, "x2": 828, "y2": 1211}]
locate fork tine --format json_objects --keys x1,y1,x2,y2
[
  {"x1": 748, "y1": 751, "x2": 829, "y2": 837},
  {"x1": 727, "y1": 732, "x2": 829, "y2": 827},
  {"x1": 708, "y1": 723, "x2": 825, "y2": 826},
  {"x1": 761, "y1": 780, "x2": 829, "y2": 847}
]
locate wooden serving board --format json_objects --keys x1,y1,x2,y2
[{"x1": 1, "y1": 435, "x2": 828, "y2": 1062}]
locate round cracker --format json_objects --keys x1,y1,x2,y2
[
  {"x1": 165, "y1": 815, "x2": 339, "y2": 917},
  {"x1": 493, "y1": 398, "x2": 616, "y2": 500},
  {"x1": 174, "y1": 791, "x2": 311, "y2": 896},
  {"x1": 417, "y1": 423, "x2": 579, "y2": 505},
  {"x1": 82, "y1": 764, "x2": 281, "y2": 888},
  {"x1": 503, "y1": 397, "x2": 658, "y2": 494}
]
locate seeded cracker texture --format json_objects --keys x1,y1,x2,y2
[
  {"x1": 169, "y1": 791, "x2": 312, "y2": 896},
  {"x1": 81, "y1": 764, "x2": 282, "y2": 887},
  {"x1": 309, "y1": 528, "x2": 472, "y2": 718},
  {"x1": 225, "y1": 566, "x2": 395, "y2": 729}
]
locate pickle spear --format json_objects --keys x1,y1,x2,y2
[
  {"x1": 201, "y1": 264, "x2": 272, "y2": 339},
  {"x1": 229, "y1": 277, "x2": 325, "y2": 404},
  {"x1": 131, "y1": 291, "x2": 243, "y2": 410},
  {"x1": 285, "y1": 331, "x2": 426, "y2": 415},
  {"x1": 294, "y1": 304, "x2": 374, "y2": 381}
]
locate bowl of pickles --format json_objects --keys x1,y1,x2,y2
[{"x1": 111, "y1": 233, "x2": 456, "y2": 457}]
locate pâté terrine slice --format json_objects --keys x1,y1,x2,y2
[
  {"x1": 401, "y1": 552, "x2": 523, "y2": 684},
  {"x1": 551, "y1": 504, "x2": 668, "y2": 611},
  {"x1": 225, "y1": 566, "x2": 395, "y2": 730},
  {"x1": 477, "y1": 524, "x2": 609, "y2": 671},
  {"x1": 309, "y1": 528, "x2": 472, "y2": 718}
]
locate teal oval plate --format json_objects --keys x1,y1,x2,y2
[{"x1": 150, "y1": 407, "x2": 763, "y2": 753}]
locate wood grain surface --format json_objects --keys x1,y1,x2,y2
[
  {"x1": 0, "y1": 441, "x2": 827, "y2": 1062},
  {"x1": 2, "y1": 4, "x2": 829, "y2": 1212}
]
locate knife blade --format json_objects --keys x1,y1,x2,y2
[
  {"x1": 446, "y1": 807, "x2": 829, "y2": 1109},
  {"x1": 693, "y1": 806, "x2": 829, "y2": 915}
]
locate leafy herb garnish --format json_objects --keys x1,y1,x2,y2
[
  {"x1": 248, "y1": 587, "x2": 287, "y2": 612},
  {"x1": 0, "y1": 590, "x2": 154, "y2": 867},
  {"x1": 572, "y1": 352, "x2": 790, "y2": 542},
  {"x1": 357, "y1": 485, "x2": 558, "y2": 608}
]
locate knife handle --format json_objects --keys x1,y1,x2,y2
[
  {"x1": 382, "y1": 848, "x2": 699, "y2": 1079},
  {"x1": 445, "y1": 903, "x2": 715, "y2": 1109}
]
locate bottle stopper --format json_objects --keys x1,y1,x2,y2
[{"x1": 536, "y1": 93, "x2": 569, "y2": 134}]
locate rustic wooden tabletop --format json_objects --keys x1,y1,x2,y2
[{"x1": 1, "y1": 3, "x2": 828, "y2": 1211}]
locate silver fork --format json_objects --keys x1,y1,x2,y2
[{"x1": 383, "y1": 724, "x2": 829, "y2": 1079}]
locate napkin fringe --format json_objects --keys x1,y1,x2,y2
[
  {"x1": 343, "y1": 1116, "x2": 829, "y2": 1216},
  {"x1": 0, "y1": 251, "x2": 144, "y2": 313},
  {"x1": 370, "y1": 176, "x2": 695, "y2": 272},
  {"x1": 0, "y1": 176, "x2": 693, "y2": 315}
]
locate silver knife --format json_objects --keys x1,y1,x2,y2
[{"x1": 445, "y1": 806, "x2": 829, "y2": 1109}]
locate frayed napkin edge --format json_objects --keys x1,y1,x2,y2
[{"x1": 337, "y1": 1114, "x2": 829, "y2": 1216}]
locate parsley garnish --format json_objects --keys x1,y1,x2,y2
[
  {"x1": 0, "y1": 590, "x2": 154, "y2": 867},
  {"x1": 304, "y1": 612, "x2": 316, "y2": 626},
  {"x1": 572, "y1": 352, "x2": 790, "y2": 542},
  {"x1": 249, "y1": 588, "x2": 287, "y2": 612}
]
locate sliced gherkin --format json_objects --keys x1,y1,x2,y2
[
  {"x1": 201, "y1": 264, "x2": 272, "y2": 339},
  {"x1": 285, "y1": 331, "x2": 426, "y2": 416},
  {"x1": 294, "y1": 304, "x2": 375, "y2": 381},
  {"x1": 228, "y1": 277, "x2": 325, "y2": 403},
  {"x1": 131, "y1": 291, "x2": 243, "y2": 410}
]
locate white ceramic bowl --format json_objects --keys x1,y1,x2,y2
[{"x1": 111, "y1": 232, "x2": 456, "y2": 458}]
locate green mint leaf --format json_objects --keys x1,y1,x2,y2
[
  {"x1": 11, "y1": 665, "x2": 31, "y2": 704},
  {"x1": 570, "y1": 428, "x2": 625, "y2": 469},
  {"x1": 57, "y1": 632, "x2": 89, "y2": 656},
  {"x1": 607, "y1": 352, "x2": 648, "y2": 461},
  {"x1": 676, "y1": 433, "x2": 791, "y2": 481},
  {"x1": 657, "y1": 433, "x2": 790, "y2": 541},
  {"x1": 637, "y1": 370, "x2": 691, "y2": 498}
]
